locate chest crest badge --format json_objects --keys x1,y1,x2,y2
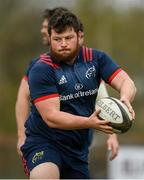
[{"x1": 86, "y1": 66, "x2": 96, "y2": 79}]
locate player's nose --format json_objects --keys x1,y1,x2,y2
[{"x1": 61, "y1": 39, "x2": 67, "y2": 47}]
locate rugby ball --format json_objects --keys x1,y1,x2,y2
[{"x1": 95, "y1": 97, "x2": 133, "y2": 134}]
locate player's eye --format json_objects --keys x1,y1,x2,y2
[
  {"x1": 54, "y1": 38, "x2": 61, "y2": 42},
  {"x1": 66, "y1": 36, "x2": 73, "y2": 40}
]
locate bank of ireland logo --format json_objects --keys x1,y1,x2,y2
[
  {"x1": 32, "y1": 151, "x2": 44, "y2": 164},
  {"x1": 86, "y1": 66, "x2": 96, "y2": 79},
  {"x1": 74, "y1": 83, "x2": 83, "y2": 91}
]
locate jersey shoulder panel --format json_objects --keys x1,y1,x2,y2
[
  {"x1": 81, "y1": 46, "x2": 93, "y2": 62},
  {"x1": 27, "y1": 53, "x2": 59, "y2": 78},
  {"x1": 29, "y1": 54, "x2": 57, "y2": 84},
  {"x1": 24, "y1": 52, "x2": 52, "y2": 78},
  {"x1": 28, "y1": 54, "x2": 59, "y2": 102},
  {"x1": 91, "y1": 48, "x2": 121, "y2": 83},
  {"x1": 80, "y1": 46, "x2": 105, "y2": 64},
  {"x1": 24, "y1": 56, "x2": 40, "y2": 79}
]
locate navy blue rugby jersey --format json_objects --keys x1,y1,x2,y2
[
  {"x1": 26, "y1": 46, "x2": 122, "y2": 157},
  {"x1": 23, "y1": 54, "x2": 48, "y2": 81}
]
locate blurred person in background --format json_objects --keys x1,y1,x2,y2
[
  {"x1": 16, "y1": 7, "x2": 118, "y2": 176},
  {"x1": 15, "y1": 7, "x2": 67, "y2": 157},
  {"x1": 18, "y1": 10, "x2": 136, "y2": 179}
]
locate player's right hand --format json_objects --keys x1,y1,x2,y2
[{"x1": 89, "y1": 110, "x2": 114, "y2": 134}]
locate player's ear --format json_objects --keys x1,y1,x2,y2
[
  {"x1": 47, "y1": 34, "x2": 51, "y2": 44},
  {"x1": 78, "y1": 31, "x2": 84, "y2": 46}
]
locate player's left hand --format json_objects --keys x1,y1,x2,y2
[
  {"x1": 120, "y1": 98, "x2": 135, "y2": 120},
  {"x1": 107, "y1": 134, "x2": 119, "y2": 161}
]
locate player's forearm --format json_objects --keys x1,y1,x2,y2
[
  {"x1": 15, "y1": 79, "x2": 30, "y2": 137},
  {"x1": 111, "y1": 70, "x2": 136, "y2": 102},
  {"x1": 42, "y1": 110, "x2": 93, "y2": 130},
  {"x1": 17, "y1": 126, "x2": 26, "y2": 138},
  {"x1": 119, "y1": 78, "x2": 137, "y2": 102},
  {"x1": 15, "y1": 99, "x2": 29, "y2": 137}
]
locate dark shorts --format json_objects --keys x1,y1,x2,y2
[{"x1": 21, "y1": 140, "x2": 89, "y2": 179}]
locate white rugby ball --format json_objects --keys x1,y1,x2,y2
[{"x1": 95, "y1": 97, "x2": 133, "y2": 134}]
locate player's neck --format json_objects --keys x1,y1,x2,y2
[{"x1": 65, "y1": 57, "x2": 76, "y2": 65}]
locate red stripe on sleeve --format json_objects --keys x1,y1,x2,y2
[
  {"x1": 82, "y1": 47, "x2": 86, "y2": 62},
  {"x1": 38, "y1": 60, "x2": 59, "y2": 69},
  {"x1": 108, "y1": 68, "x2": 122, "y2": 84},
  {"x1": 23, "y1": 75, "x2": 28, "y2": 81},
  {"x1": 40, "y1": 54, "x2": 51, "y2": 60},
  {"x1": 33, "y1": 93, "x2": 59, "y2": 103},
  {"x1": 89, "y1": 48, "x2": 92, "y2": 61},
  {"x1": 86, "y1": 47, "x2": 89, "y2": 61}
]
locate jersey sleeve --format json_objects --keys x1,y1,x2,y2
[
  {"x1": 23, "y1": 59, "x2": 38, "y2": 81},
  {"x1": 28, "y1": 62, "x2": 59, "y2": 103},
  {"x1": 97, "y1": 52, "x2": 122, "y2": 84}
]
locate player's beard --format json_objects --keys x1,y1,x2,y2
[{"x1": 50, "y1": 43, "x2": 80, "y2": 64}]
